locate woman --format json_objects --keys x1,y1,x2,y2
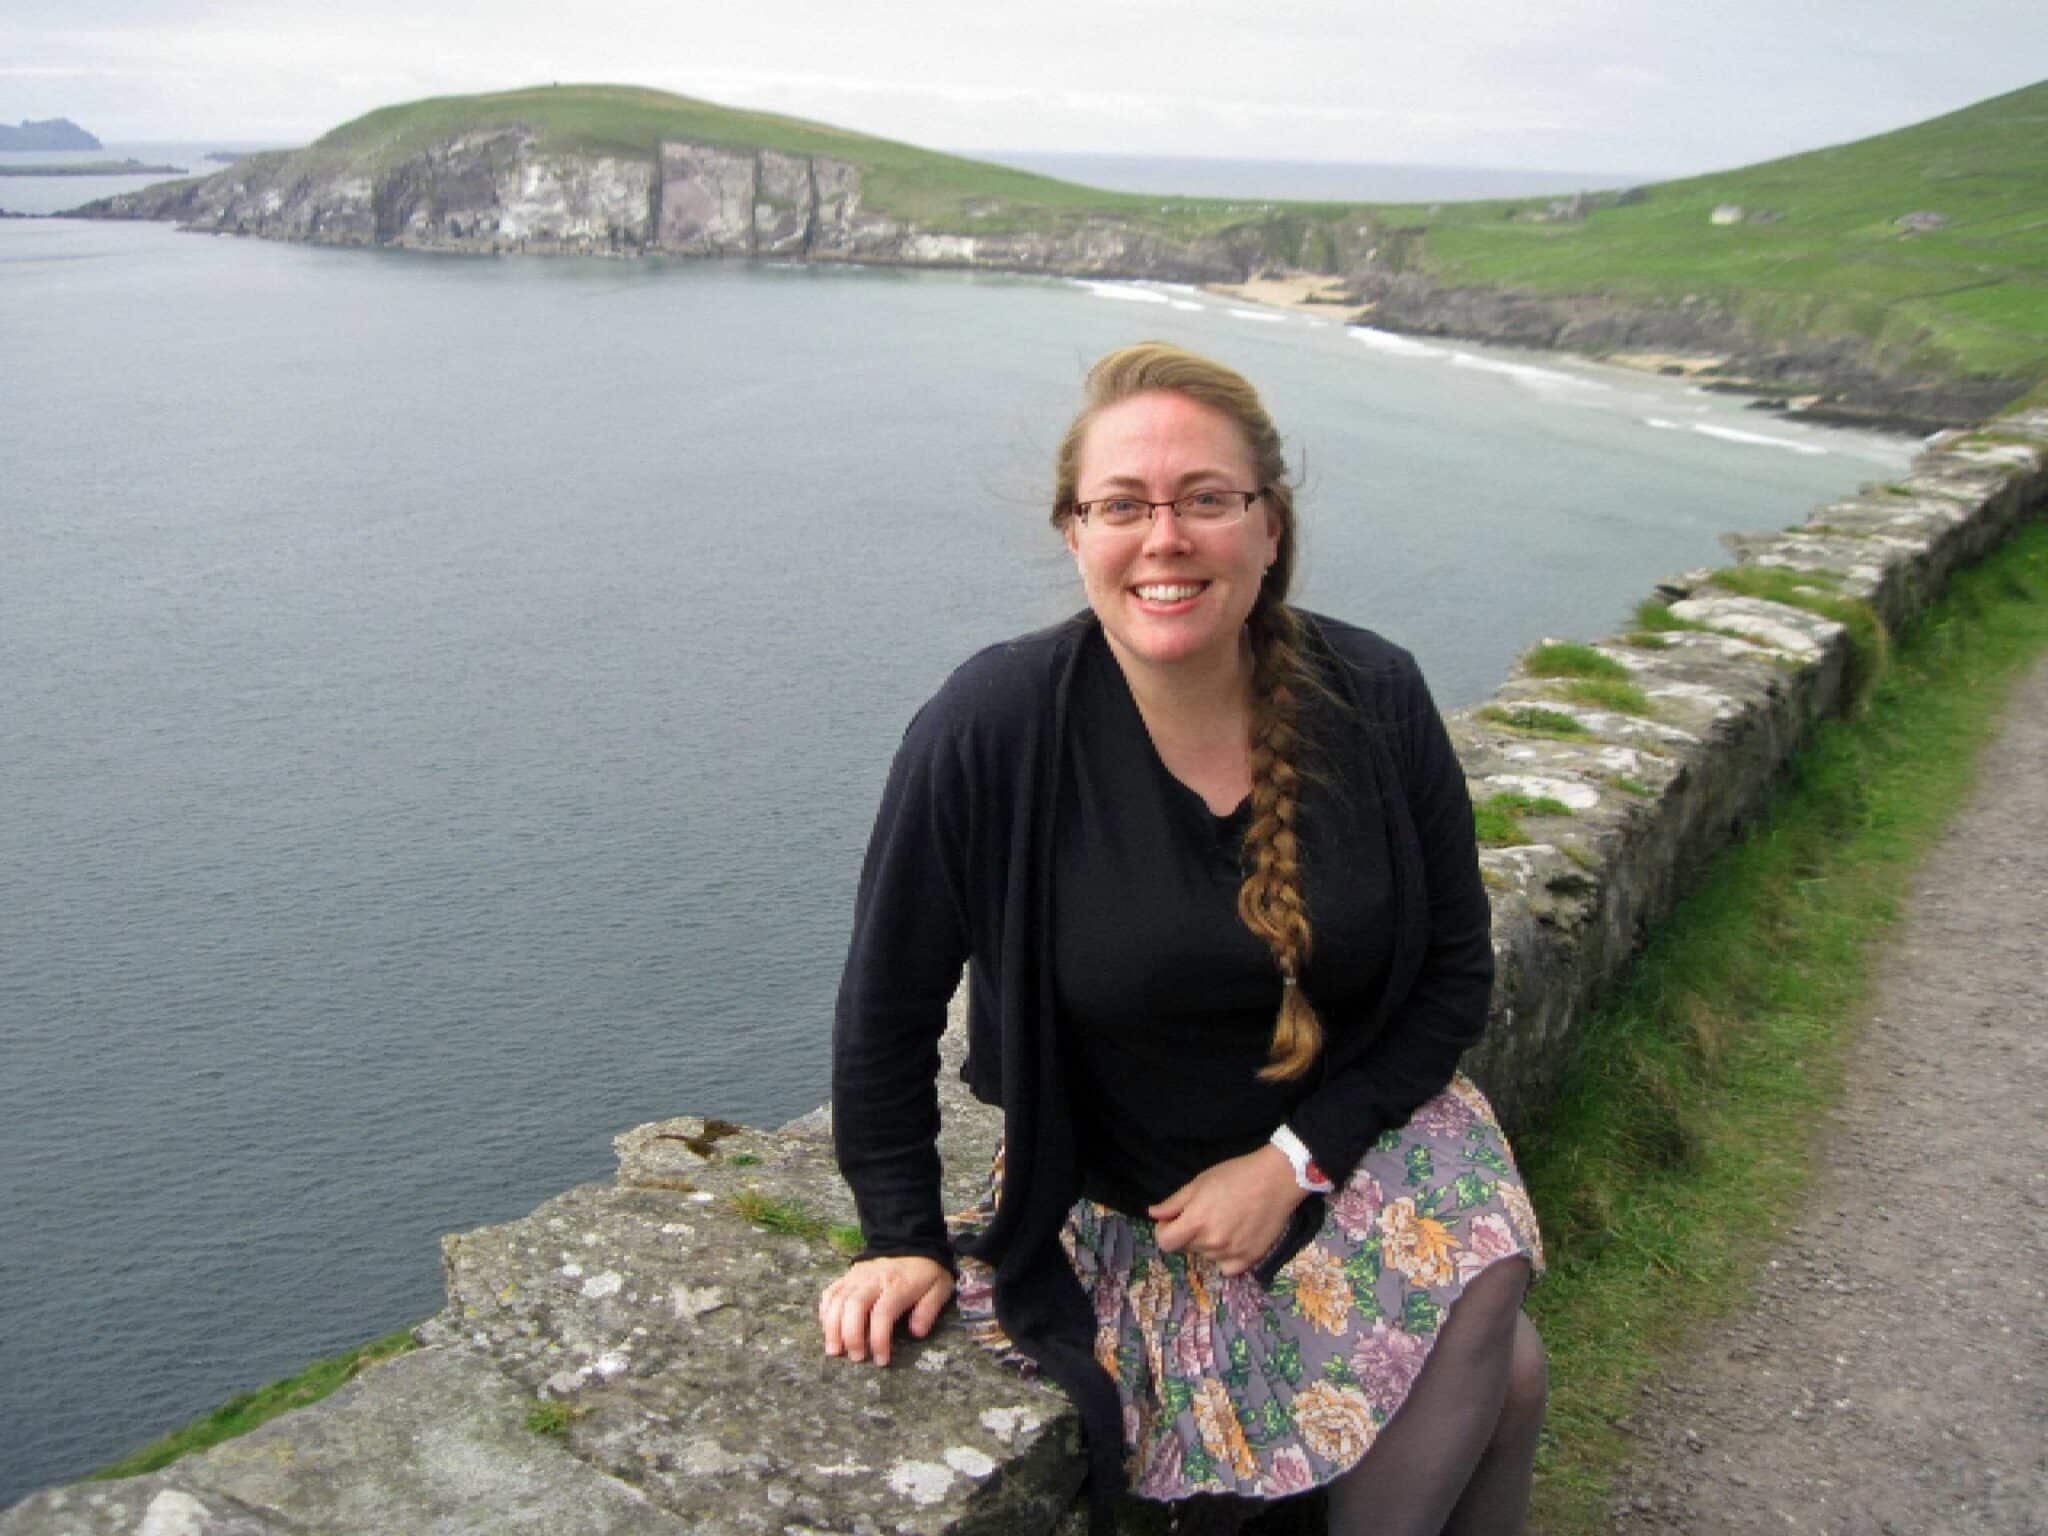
[{"x1": 821, "y1": 342, "x2": 1547, "y2": 1534}]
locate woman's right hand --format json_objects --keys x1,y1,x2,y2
[{"x1": 818, "y1": 1255, "x2": 955, "y2": 1366}]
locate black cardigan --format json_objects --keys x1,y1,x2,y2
[{"x1": 831, "y1": 608, "x2": 1495, "y2": 1512}]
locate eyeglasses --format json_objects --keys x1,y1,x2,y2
[{"x1": 1069, "y1": 488, "x2": 1263, "y2": 530}]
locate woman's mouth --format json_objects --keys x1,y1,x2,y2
[{"x1": 1132, "y1": 581, "x2": 1207, "y2": 604}]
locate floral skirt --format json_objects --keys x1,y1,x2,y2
[{"x1": 949, "y1": 1073, "x2": 1546, "y2": 1503}]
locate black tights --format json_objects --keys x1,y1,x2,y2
[
  {"x1": 1326, "y1": 1257, "x2": 1545, "y2": 1535},
  {"x1": 1164, "y1": 1258, "x2": 1546, "y2": 1536}
]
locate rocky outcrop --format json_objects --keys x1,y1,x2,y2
[
  {"x1": 7, "y1": 408, "x2": 2044, "y2": 1536},
  {"x1": 0, "y1": 117, "x2": 101, "y2": 151},
  {"x1": 1338, "y1": 270, "x2": 2024, "y2": 431},
  {"x1": 75, "y1": 129, "x2": 1292, "y2": 281},
  {"x1": 70, "y1": 129, "x2": 2029, "y2": 424}
]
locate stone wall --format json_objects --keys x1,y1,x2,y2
[{"x1": 7, "y1": 414, "x2": 2047, "y2": 1536}]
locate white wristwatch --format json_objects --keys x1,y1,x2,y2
[{"x1": 1269, "y1": 1123, "x2": 1335, "y2": 1194}]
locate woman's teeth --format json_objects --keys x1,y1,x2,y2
[{"x1": 1134, "y1": 583, "x2": 1203, "y2": 602}]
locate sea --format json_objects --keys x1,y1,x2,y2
[{"x1": 0, "y1": 148, "x2": 1913, "y2": 1504}]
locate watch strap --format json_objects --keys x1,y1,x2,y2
[{"x1": 1269, "y1": 1123, "x2": 1335, "y2": 1194}]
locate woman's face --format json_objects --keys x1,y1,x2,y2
[{"x1": 1066, "y1": 389, "x2": 1282, "y2": 679}]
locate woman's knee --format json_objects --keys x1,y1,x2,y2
[{"x1": 1443, "y1": 1256, "x2": 1532, "y2": 1353}]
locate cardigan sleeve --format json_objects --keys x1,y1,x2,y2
[
  {"x1": 1287, "y1": 649, "x2": 1495, "y2": 1189},
  {"x1": 831, "y1": 697, "x2": 974, "y2": 1271}
]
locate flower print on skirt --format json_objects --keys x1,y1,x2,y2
[{"x1": 947, "y1": 1072, "x2": 1545, "y2": 1503}]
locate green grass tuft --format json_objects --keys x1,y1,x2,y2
[
  {"x1": 1524, "y1": 642, "x2": 1632, "y2": 681},
  {"x1": 1477, "y1": 704, "x2": 1594, "y2": 738},
  {"x1": 1520, "y1": 514, "x2": 2048, "y2": 1533},
  {"x1": 1475, "y1": 791, "x2": 1575, "y2": 846},
  {"x1": 828, "y1": 1224, "x2": 867, "y2": 1258},
  {"x1": 730, "y1": 1187, "x2": 832, "y2": 1241},
  {"x1": 527, "y1": 1399, "x2": 577, "y2": 1436},
  {"x1": 1551, "y1": 678, "x2": 1657, "y2": 716},
  {"x1": 1609, "y1": 776, "x2": 1653, "y2": 798},
  {"x1": 1630, "y1": 599, "x2": 1721, "y2": 636},
  {"x1": 89, "y1": 1326, "x2": 422, "y2": 1481}
]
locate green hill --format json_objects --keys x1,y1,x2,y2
[
  {"x1": 87, "y1": 80, "x2": 2048, "y2": 410},
  {"x1": 1381, "y1": 79, "x2": 2048, "y2": 383},
  {"x1": 296, "y1": 83, "x2": 1267, "y2": 239}
]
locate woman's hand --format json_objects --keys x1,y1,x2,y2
[
  {"x1": 1149, "y1": 1145, "x2": 1306, "y2": 1277},
  {"x1": 819, "y1": 1255, "x2": 955, "y2": 1366}
]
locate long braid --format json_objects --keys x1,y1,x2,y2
[
  {"x1": 1239, "y1": 601, "x2": 1323, "y2": 1081},
  {"x1": 1051, "y1": 340, "x2": 1327, "y2": 1080}
]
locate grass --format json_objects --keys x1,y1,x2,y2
[
  {"x1": 1630, "y1": 599, "x2": 1725, "y2": 637},
  {"x1": 1517, "y1": 513, "x2": 2048, "y2": 1533},
  {"x1": 88, "y1": 1325, "x2": 421, "y2": 1481},
  {"x1": 1381, "y1": 78, "x2": 2048, "y2": 384},
  {"x1": 291, "y1": 83, "x2": 1290, "y2": 239},
  {"x1": 729, "y1": 1187, "x2": 834, "y2": 1241},
  {"x1": 1549, "y1": 678, "x2": 1656, "y2": 716},
  {"x1": 1523, "y1": 642, "x2": 1632, "y2": 681},
  {"x1": 1476, "y1": 704, "x2": 1593, "y2": 739},
  {"x1": 526, "y1": 1399, "x2": 577, "y2": 1436},
  {"x1": 1474, "y1": 791, "x2": 1575, "y2": 846}
]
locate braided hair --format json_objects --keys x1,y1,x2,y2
[{"x1": 1050, "y1": 342, "x2": 1324, "y2": 1082}]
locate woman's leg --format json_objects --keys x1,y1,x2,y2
[
  {"x1": 1439, "y1": 1311, "x2": 1547, "y2": 1536},
  {"x1": 1324, "y1": 1258, "x2": 1542, "y2": 1536}
]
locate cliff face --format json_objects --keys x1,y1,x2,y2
[{"x1": 77, "y1": 128, "x2": 1280, "y2": 281}]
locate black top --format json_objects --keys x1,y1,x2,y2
[
  {"x1": 831, "y1": 609, "x2": 1494, "y2": 1523},
  {"x1": 1057, "y1": 632, "x2": 1396, "y2": 1214}
]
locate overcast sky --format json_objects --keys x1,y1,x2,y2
[{"x1": 4, "y1": 1, "x2": 2043, "y2": 174}]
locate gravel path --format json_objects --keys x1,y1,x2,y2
[{"x1": 1605, "y1": 655, "x2": 2048, "y2": 1534}]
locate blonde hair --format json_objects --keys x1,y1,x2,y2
[{"x1": 1052, "y1": 342, "x2": 1323, "y2": 1082}]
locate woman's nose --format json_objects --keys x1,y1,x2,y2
[{"x1": 1139, "y1": 504, "x2": 1194, "y2": 554}]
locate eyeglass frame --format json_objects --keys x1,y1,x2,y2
[{"x1": 1065, "y1": 487, "x2": 1267, "y2": 529}]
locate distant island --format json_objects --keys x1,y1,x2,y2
[
  {"x1": 70, "y1": 79, "x2": 2048, "y2": 427},
  {"x1": 0, "y1": 158, "x2": 185, "y2": 176},
  {"x1": 0, "y1": 117, "x2": 101, "y2": 151}
]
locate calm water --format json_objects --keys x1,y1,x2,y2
[{"x1": 0, "y1": 216, "x2": 1910, "y2": 1502}]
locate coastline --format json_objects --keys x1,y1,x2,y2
[{"x1": 1203, "y1": 268, "x2": 1917, "y2": 433}]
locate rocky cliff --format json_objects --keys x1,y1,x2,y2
[{"x1": 76, "y1": 127, "x2": 1322, "y2": 282}]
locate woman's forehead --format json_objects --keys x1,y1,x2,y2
[{"x1": 1076, "y1": 390, "x2": 1256, "y2": 484}]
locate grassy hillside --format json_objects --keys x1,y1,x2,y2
[
  {"x1": 1377, "y1": 79, "x2": 2048, "y2": 381},
  {"x1": 276, "y1": 80, "x2": 2048, "y2": 390},
  {"x1": 302, "y1": 83, "x2": 1276, "y2": 238}
]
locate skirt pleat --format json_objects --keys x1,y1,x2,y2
[{"x1": 950, "y1": 1072, "x2": 1545, "y2": 1502}]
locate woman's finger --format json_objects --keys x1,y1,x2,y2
[
  {"x1": 907, "y1": 1278, "x2": 952, "y2": 1339},
  {"x1": 866, "y1": 1281, "x2": 909, "y2": 1366}
]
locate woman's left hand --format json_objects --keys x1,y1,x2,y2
[{"x1": 1148, "y1": 1145, "x2": 1307, "y2": 1277}]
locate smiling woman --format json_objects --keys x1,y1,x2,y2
[{"x1": 822, "y1": 341, "x2": 1549, "y2": 1534}]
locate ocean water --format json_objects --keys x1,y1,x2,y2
[
  {"x1": 0, "y1": 141, "x2": 283, "y2": 217},
  {"x1": 0, "y1": 216, "x2": 1911, "y2": 1503}
]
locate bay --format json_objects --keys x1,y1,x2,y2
[{"x1": 0, "y1": 216, "x2": 1909, "y2": 1502}]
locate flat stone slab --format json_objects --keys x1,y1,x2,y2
[{"x1": 0, "y1": 1346, "x2": 696, "y2": 1536}]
